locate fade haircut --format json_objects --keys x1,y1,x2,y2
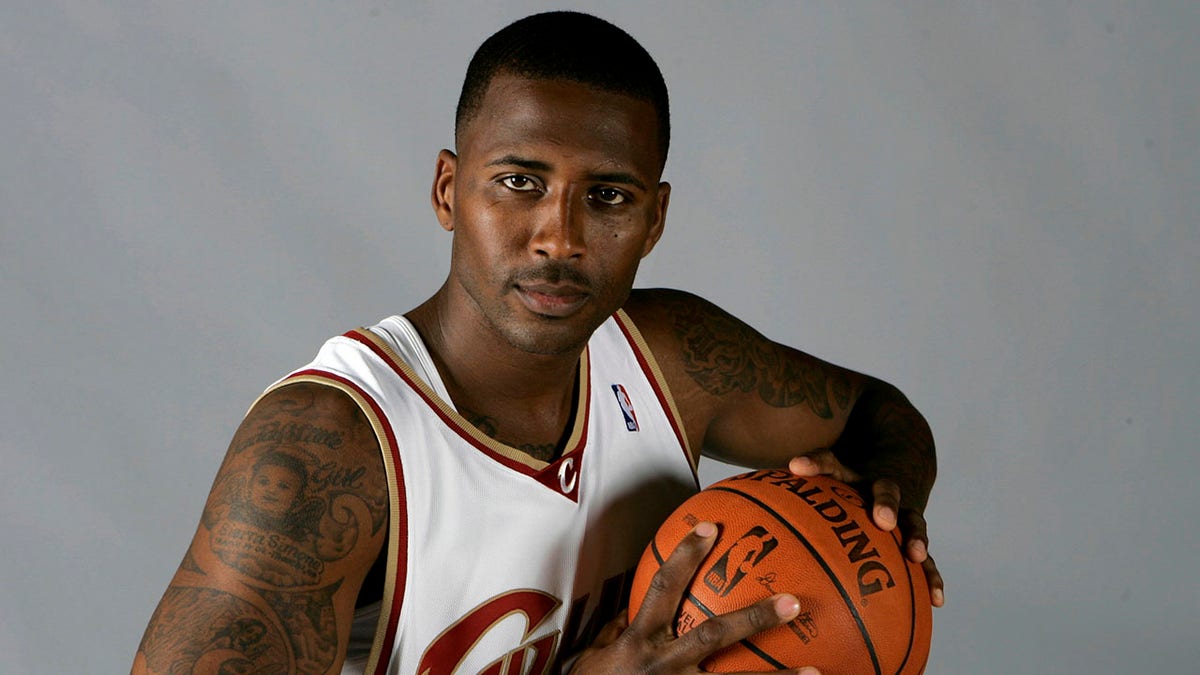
[{"x1": 455, "y1": 11, "x2": 671, "y2": 168}]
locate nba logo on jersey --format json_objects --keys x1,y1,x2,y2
[{"x1": 611, "y1": 384, "x2": 639, "y2": 431}]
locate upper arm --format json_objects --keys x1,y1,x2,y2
[
  {"x1": 133, "y1": 381, "x2": 390, "y2": 675},
  {"x1": 624, "y1": 288, "x2": 868, "y2": 468}
]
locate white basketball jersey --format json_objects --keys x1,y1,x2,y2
[{"x1": 267, "y1": 311, "x2": 699, "y2": 674}]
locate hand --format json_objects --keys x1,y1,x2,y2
[
  {"x1": 571, "y1": 522, "x2": 820, "y2": 674},
  {"x1": 788, "y1": 452, "x2": 945, "y2": 607}
]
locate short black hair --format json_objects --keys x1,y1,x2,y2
[
  {"x1": 455, "y1": 11, "x2": 670, "y2": 167},
  {"x1": 253, "y1": 450, "x2": 308, "y2": 493}
]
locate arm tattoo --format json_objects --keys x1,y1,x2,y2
[
  {"x1": 203, "y1": 443, "x2": 375, "y2": 587},
  {"x1": 253, "y1": 581, "x2": 343, "y2": 675},
  {"x1": 200, "y1": 388, "x2": 388, "y2": 587},
  {"x1": 179, "y1": 549, "x2": 205, "y2": 575},
  {"x1": 138, "y1": 384, "x2": 385, "y2": 675},
  {"x1": 664, "y1": 295, "x2": 851, "y2": 418},
  {"x1": 136, "y1": 587, "x2": 290, "y2": 675}
]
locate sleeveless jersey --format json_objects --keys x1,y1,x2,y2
[{"x1": 266, "y1": 311, "x2": 700, "y2": 674}]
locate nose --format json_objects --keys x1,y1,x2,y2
[{"x1": 530, "y1": 186, "x2": 586, "y2": 259}]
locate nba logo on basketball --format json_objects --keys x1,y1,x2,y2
[
  {"x1": 611, "y1": 384, "x2": 639, "y2": 431},
  {"x1": 703, "y1": 526, "x2": 779, "y2": 597}
]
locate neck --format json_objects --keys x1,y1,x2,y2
[{"x1": 405, "y1": 288, "x2": 583, "y2": 413}]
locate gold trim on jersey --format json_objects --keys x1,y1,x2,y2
[
  {"x1": 613, "y1": 309, "x2": 698, "y2": 471},
  {"x1": 255, "y1": 373, "x2": 404, "y2": 675},
  {"x1": 352, "y1": 326, "x2": 591, "y2": 472}
]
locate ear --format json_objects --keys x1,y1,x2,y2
[
  {"x1": 431, "y1": 149, "x2": 457, "y2": 231},
  {"x1": 641, "y1": 181, "x2": 671, "y2": 258}
]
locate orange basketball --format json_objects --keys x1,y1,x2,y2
[{"x1": 629, "y1": 470, "x2": 932, "y2": 674}]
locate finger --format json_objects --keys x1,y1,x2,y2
[
  {"x1": 921, "y1": 553, "x2": 945, "y2": 607},
  {"x1": 590, "y1": 609, "x2": 628, "y2": 648},
  {"x1": 667, "y1": 593, "x2": 800, "y2": 664},
  {"x1": 629, "y1": 522, "x2": 719, "y2": 638},
  {"x1": 870, "y1": 478, "x2": 902, "y2": 531},
  {"x1": 788, "y1": 449, "x2": 861, "y2": 483},
  {"x1": 898, "y1": 509, "x2": 929, "y2": 562}
]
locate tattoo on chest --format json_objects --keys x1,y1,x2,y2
[
  {"x1": 666, "y1": 297, "x2": 851, "y2": 418},
  {"x1": 462, "y1": 409, "x2": 562, "y2": 462}
]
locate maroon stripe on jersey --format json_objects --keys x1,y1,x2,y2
[
  {"x1": 612, "y1": 314, "x2": 697, "y2": 483},
  {"x1": 342, "y1": 329, "x2": 590, "y2": 493},
  {"x1": 286, "y1": 368, "x2": 407, "y2": 675}
]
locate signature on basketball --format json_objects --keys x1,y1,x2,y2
[{"x1": 757, "y1": 573, "x2": 820, "y2": 644}]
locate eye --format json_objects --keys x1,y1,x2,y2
[
  {"x1": 590, "y1": 187, "x2": 628, "y2": 205},
  {"x1": 500, "y1": 175, "x2": 539, "y2": 192}
]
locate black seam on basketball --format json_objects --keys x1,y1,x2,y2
[
  {"x1": 650, "y1": 537, "x2": 665, "y2": 566},
  {"x1": 709, "y1": 485, "x2": 883, "y2": 675},
  {"x1": 893, "y1": 528, "x2": 917, "y2": 674},
  {"x1": 685, "y1": 591, "x2": 787, "y2": 670}
]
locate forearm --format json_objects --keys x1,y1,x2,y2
[{"x1": 832, "y1": 379, "x2": 936, "y2": 511}]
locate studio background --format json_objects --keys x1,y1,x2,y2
[{"x1": 2, "y1": 2, "x2": 1196, "y2": 673}]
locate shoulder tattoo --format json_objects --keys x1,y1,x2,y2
[{"x1": 201, "y1": 384, "x2": 388, "y2": 587}]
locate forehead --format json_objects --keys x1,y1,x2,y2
[
  {"x1": 257, "y1": 463, "x2": 298, "y2": 477},
  {"x1": 458, "y1": 75, "x2": 662, "y2": 175}
]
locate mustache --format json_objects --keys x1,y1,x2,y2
[{"x1": 511, "y1": 263, "x2": 592, "y2": 289}]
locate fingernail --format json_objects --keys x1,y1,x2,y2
[
  {"x1": 695, "y1": 521, "x2": 717, "y2": 538},
  {"x1": 798, "y1": 667, "x2": 821, "y2": 675},
  {"x1": 774, "y1": 594, "x2": 799, "y2": 618},
  {"x1": 910, "y1": 539, "x2": 927, "y2": 559},
  {"x1": 877, "y1": 506, "x2": 896, "y2": 529},
  {"x1": 791, "y1": 456, "x2": 815, "y2": 473},
  {"x1": 933, "y1": 588, "x2": 944, "y2": 606}
]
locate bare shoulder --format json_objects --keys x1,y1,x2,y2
[
  {"x1": 207, "y1": 381, "x2": 390, "y2": 542},
  {"x1": 622, "y1": 288, "x2": 759, "y2": 450},
  {"x1": 624, "y1": 287, "x2": 762, "y2": 353},
  {"x1": 133, "y1": 381, "x2": 389, "y2": 675}
]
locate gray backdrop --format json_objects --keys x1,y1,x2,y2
[{"x1": 2, "y1": 2, "x2": 1196, "y2": 673}]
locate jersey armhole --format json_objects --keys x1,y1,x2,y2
[{"x1": 613, "y1": 310, "x2": 699, "y2": 475}]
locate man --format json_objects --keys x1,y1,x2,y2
[{"x1": 133, "y1": 11, "x2": 942, "y2": 675}]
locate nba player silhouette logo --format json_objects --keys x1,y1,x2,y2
[
  {"x1": 703, "y1": 526, "x2": 779, "y2": 597},
  {"x1": 611, "y1": 384, "x2": 639, "y2": 431}
]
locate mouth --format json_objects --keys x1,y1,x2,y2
[{"x1": 514, "y1": 282, "x2": 590, "y2": 317}]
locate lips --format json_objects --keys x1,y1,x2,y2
[{"x1": 515, "y1": 282, "x2": 590, "y2": 317}]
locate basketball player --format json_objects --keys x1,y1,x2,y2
[{"x1": 133, "y1": 12, "x2": 943, "y2": 675}]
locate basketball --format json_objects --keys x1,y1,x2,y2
[{"x1": 629, "y1": 469, "x2": 932, "y2": 674}]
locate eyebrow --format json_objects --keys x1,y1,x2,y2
[
  {"x1": 486, "y1": 155, "x2": 551, "y2": 171},
  {"x1": 485, "y1": 155, "x2": 647, "y2": 191}
]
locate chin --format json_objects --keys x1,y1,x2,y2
[{"x1": 502, "y1": 319, "x2": 594, "y2": 356}]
